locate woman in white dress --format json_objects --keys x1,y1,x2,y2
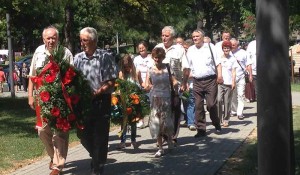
[{"x1": 145, "y1": 47, "x2": 177, "y2": 157}]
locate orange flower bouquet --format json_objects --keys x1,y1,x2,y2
[{"x1": 111, "y1": 78, "x2": 149, "y2": 125}]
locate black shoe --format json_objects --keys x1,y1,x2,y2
[
  {"x1": 172, "y1": 139, "x2": 177, "y2": 147},
  {"x1": 238, "y1": 115, "x2": 244, "y2": 120},
  {"x1": 194, "y1": 130, "x2": 206, "y2": 138},
  {"x1": 91, "y1": 164, "x2": 104, "y2": 175},
  {"x1": 215, "y1": 124, "x2": 222, "y2": 132}
]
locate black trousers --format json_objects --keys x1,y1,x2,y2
[
  {"x1": 78, "y1": 94, "x2": 111, "y2": 165},
  {"x1": 172, "y1": 95, "x2": 181, "y2": 139},
  {"x1": 193, "y1": 76, "x2": 219, "y2": 131},
  {"x1": 21, "y1": 77, "x2": 28, "y2": 91}
]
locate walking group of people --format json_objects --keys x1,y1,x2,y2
[
  {"x1": 0, "y1": 63, "x2": 29, "y2": 93},
  {"x1": 27, "y1": 25, "x2": 256, "y2": 175}
]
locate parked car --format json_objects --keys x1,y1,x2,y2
[{"x1": 15, "y1": 55, "x2": 32, "y2": 69}]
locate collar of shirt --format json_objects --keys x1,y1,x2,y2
[{"x1": 81, "y1": 48, "x2": 102, "y2": 60}]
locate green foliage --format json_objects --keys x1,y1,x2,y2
[
  {"x1": 291, "y1": 83, "x2": 300, "y2": 92},
  {"x1": 290, "y1": 15, "x2": 300, "y2": 32},
  {"x1": 0, "y1": 0, "x2": 298, "y2": 52}
]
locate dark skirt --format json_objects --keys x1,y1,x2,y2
[{"x1": 245, "y1": 82, "x2": 256, "y2": 102}]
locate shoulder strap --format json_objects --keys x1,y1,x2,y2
[
  {"x1": 232, "y1": 54, "x2": 245, "y2": 72},
  {"x1": 208, "y1": 44, "x2": 217, "y2": 74}
]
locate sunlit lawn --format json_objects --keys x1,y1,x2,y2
[
  {"x1": 0, "y1": 97, "x2": 79, "y2": 174},
  {"x1": 291, "y1": 83, "x2": 300, "y2": 92},
  {"x1": 223, "y1": 106, "x2": 300, "y2": 174}
]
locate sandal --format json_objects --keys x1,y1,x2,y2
[{"x1": 154, "y1": 149, "x2": 164, "y2": 158}]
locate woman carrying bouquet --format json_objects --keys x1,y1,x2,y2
[
  {"x1": 145, "y1": 47, "x2": 177, "y2": 157},
  {"x1": 116, "y1": 54, "x2": 143, "y2": 149}
]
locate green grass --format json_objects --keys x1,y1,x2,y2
[
  {"x1": 291, "y1": 83, "x2": 300, "y2": 92},
  {"x1": 0, "y1": 97, "x2": 79, "y2": 172},
  {"x1": 227, "y1": 106, "x2": 300, "y2": 174},
  {"x1": 294, "y1": 107, "x2": 300, "y2": 174}
]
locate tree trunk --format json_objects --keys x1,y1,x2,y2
[
  {"x1": 257, "y1": 0, "x2": 295, "y2": 174},
  {"x1": 64, "y1": 4, "x2": 74, "y2": 54}
]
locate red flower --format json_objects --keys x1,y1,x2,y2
[
  {"x1": 70, "y1": 95, "x2": 80, "y2": 104},
  {"x1": 62, "y1": 119, "x2": 71, "y2": 132},
  {"x1": 51, "y1": 107, "x2": 60, "y2": 117},
  {"x1": 68, "y1": 113, "x2": 76, "y2": 121},
  {"x1": 40, "y1": 91, "x2": 50, "y2": 102},
  {"x1": 31, "y1": 77, "x2": 43, "y2": 88},
  {"x1": 56, "y1": 118, "x2": 70, "y2": 132},
  {"x1": 45, "y1": 74, "x2": 56, "y2": 83},
  {"x1": 62, "y1": 67, "x2": 76, "y2": 85},
  {"x1": 126, "y1": 107, "x2": 133, "y2": 115},
  {"x1": 50, "y1": 64, "x2": 59, "y2": 74}
]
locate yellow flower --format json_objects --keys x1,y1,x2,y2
[{"x1": 111, "y1": 96, "x2": 119, "y2": 105}]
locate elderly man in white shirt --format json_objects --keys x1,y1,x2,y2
[
  {"x1": 155, "y1": 26, "x2": 190, "y2": 145},
  {"x1": 184, "y1": 29, "x2": 223, "y2": 137},
  {"x1": 215, "y1": 31, "x2": 231, "y2": 58},
  {"x1": 230, "y1": 38, "x2": 253, "y2": 120},
  {"x1": 28, "y1": 26, "x2": 73, "y2": 175}
]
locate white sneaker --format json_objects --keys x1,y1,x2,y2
[
  {"x1": 231, "y1": 111, "x2": 237, "y2": 116},
  {"x1": 189, "y1": 125, "x2": 196, "y2": 131},
  {"x1": 154, "y1": 149, "x2": 164, "y2": 157},
  {"x1": 136, "y1": 121, "x2": 144, "y2": 128}
]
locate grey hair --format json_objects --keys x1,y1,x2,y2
[
  {"x1": 42, "y1": 25, "x2": 59, "y2": 38},
  {"x1": 193, "y1": 29, "x2": 205, "y2": 37},
  {"x1": 162, "y1": 26, "x2": 176, "y2": 37},
  {"x1": 230, "y1": 38, "x2": 240, "y2": 46},
  {"x1": 80, "y1": 27, "x2": 98, "y2": 43}
]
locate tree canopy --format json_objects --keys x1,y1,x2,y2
[{"x1": 0, "y1": 0, "x2": 298, "y2": 54}]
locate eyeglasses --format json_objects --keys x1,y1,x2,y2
[{"x1": 80, "y1": 39, "x2": 90, "y2": 43}]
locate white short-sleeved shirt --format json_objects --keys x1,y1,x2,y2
[
  {"x1": 133, "y1": 54, "x2": 154, "y2": 83},
  {"x1": 186, "y1": 43, "x2": 220, "y2": 79},
  {"x1": 215, "y1": 41, "x2": 223, "y2": 59},
  {"x1": 232, "y1": 48, "x2": 252, "y2": 79},
  {"x1": 220, "y1": 55, "x2": 239, "y2": 85},
  {"x1": 155, "y1": 43, "x2": 189, "y2": 81},
  {"x1": 29, "y1": 45, "x2": 73, "y2": 76},
  {"x1": 247, "y1": 40, "x2": 256, "y2": 75}
]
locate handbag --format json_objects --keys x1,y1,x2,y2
[{"x1": 244, "y1": 71, "x2": 250, "y2": 83}]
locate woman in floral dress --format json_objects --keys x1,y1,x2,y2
[{"x1": 145, "y1": 47, "x2": 177, "y2": 157}]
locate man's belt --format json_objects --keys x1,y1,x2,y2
[{"x1": 194, "y1": 74, "x2": 216, "y2": 81}]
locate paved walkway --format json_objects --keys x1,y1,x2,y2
[{"x1": 3, "y1": 91, "x2": 299, "y2": 175}]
